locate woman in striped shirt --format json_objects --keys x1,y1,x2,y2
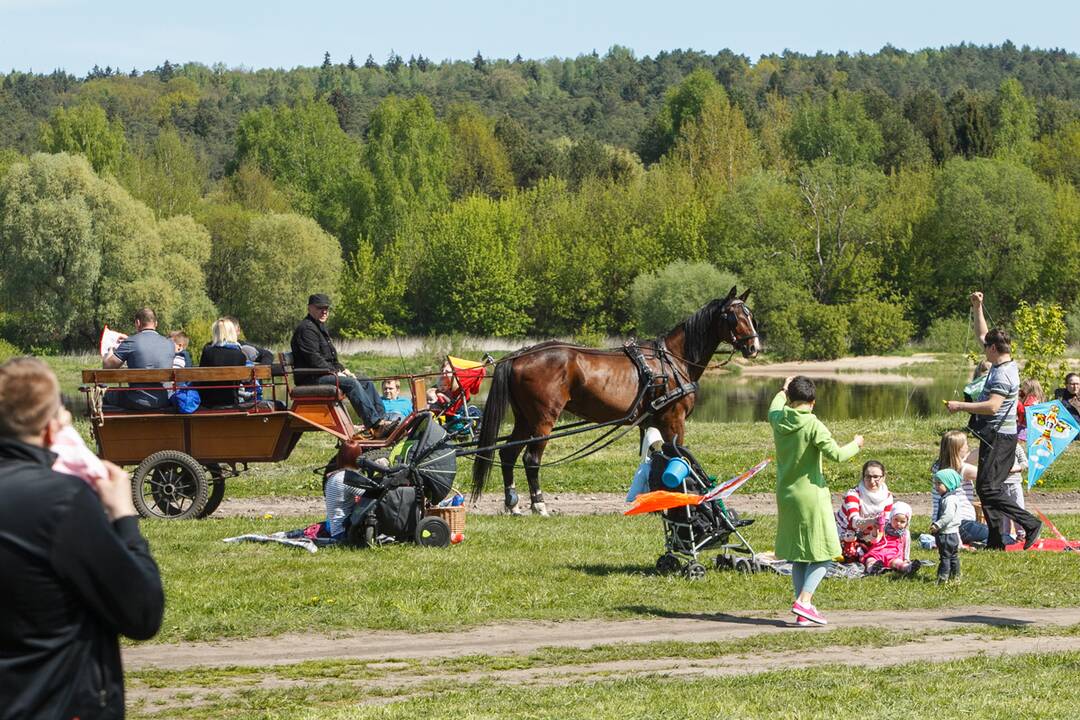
[{"x1": 835, "y1": 460, "x2": 893, "y2": 561}]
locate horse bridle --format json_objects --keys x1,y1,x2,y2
[{"x1": 724, "y1": 299, "x2": 759, "y2": 353}]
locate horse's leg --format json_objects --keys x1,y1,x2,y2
[
  {"x1": 524, "y1": 438, "x2": 550, "y2": 516},
  {"x1": 500, "y1": 419, "x2": 528, "y2": 516},
  {"x1": 656, "y1": 410, "x2": 687, "y2": 445}
]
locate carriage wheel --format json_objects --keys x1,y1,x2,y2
[
  {"x1": 656, "y1": 553, "x2": 681, "y2": 576},
  {"x1": 416, "y1": 516, "x2": 451, "y2": 548},
  {"x1": 132, "y1": 450, "x2": 208, "y2": 520},
  {"x1": 197, "y1": 464, "x2": 227, "y2": 519},
  {"x1": 683, "y1": 560, "x2": 707, "y2": 580}
]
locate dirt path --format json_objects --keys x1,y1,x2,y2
[
  {"x1": 217, "y1": 490, "x2": 1080, "y2": 519},
  {"x1": 125, "y1": 605, "x2": 1080, "y2": 671}
]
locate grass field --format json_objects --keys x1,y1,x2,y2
[{"x1": 142, "y1": 513, "x2": 1080, "y2": 643}]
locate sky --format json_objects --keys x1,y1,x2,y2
[{"x1": 1, "y1": 0, "x2": 1078, "y2": 75}]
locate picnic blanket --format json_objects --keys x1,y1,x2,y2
[{"x1": 223, "y1": 521, "x2": 335, "y2": 553}]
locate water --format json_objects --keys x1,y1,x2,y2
[{"x1": 692, "y1": 370, "x2": 972, "y2": 423}]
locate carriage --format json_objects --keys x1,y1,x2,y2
[{"x1": 80, "y1": 356, "x2": 431, "y2": 520}]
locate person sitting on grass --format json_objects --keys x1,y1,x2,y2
[
  {"x1": 863, "y1": 502, "x2": 921, "y2": 576},
  {"x1": 835, "y1": 460, "x2": 893, "y2": 562},
  {"x1": 1053, "y1": 373, "x2": 1080, "y2": 425},
  {"x1": 931, "y1": 430, "x2": 991, "y2": 547}
]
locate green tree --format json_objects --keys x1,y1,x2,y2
[
  {"x1": 0, "y1": 152, "x2": 214, "y2": 347},
  {"x1": 355, "y1": 95, "x2": 451, "y2": 250},
  {"x1": 785, "y1": 90, "x2": 883, "y2": 167},
  {"x1": 445, "y1": 103, "x2": 514, "y2": 199},
  {"x1": 1033, "y1": 121, "x2": 1080, "y2": 188},
  {"x1": 638, "y1": 69, "x2": 727, "y2": 164},
  {"x1": 118, "y1": 127, "x2": 206, "y2": 217},
  {"x1": 223, "y1": 213, "x2": 343, "y2": 342},
  {"x1": 39, "y1": 103, "x2": 126, "y2": 174},
  {"x1": 234, "y1": 101, "x2": 360, "y2": 243},
  {"x1": 992, "y1": 78, "x2": 1037, "y2": 161},
  {"x1": 409, "y1": 196, "x2": 533, "y2": 336},
  {"x1": 629, "y1": 262, "x2": 740, "y2": 335},
  {"x1": 948, "y1": 90, "x2": 994, "y2": 159},
  {"x1": 669, "y1": 85, "x2": 759, "y2": 187},
  {"x1": 911, "y1": 157, "x2": 1055, "y2": 325},
  {"x1": 1012, "y1": 300, "x2": 1069, "y2": 393},
  {"x1": 904, "y1": 88, "x2": 955, "y2": 164}
]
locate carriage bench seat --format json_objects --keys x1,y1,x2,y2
[
  {"x1": 290, "y1": 385, "x2": 345, "y2": 400},
  {"x1": 82, "y1": 365, "x2": 273, "y2": 385}
]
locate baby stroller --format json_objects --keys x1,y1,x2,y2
[
  {"x1": 431, "y1": 355, "x2": 489, "y2": 440},
  {"x1": 648, "y1": 443, "x2": 759, "y2": 579},
  {"x1": 341, "y1": 412, "x2": 459, "y2": 548}
]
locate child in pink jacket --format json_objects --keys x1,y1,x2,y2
[{"x1": 863, "y1": 502, "x2": 922, "y2": 576}]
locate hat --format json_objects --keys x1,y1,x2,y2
[
  {"x1": 308, "y1": 293, "x2": 332, "y2": 308},
  {"x1": 933, "y1": 468, "x2": 963, "y2": 493},
  {"x1": 889, "y1": 501, "x2": 912, "y2": 521}
]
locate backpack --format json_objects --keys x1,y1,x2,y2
[{"x1": 171, "y1": 383, "x2": 201, "y2": 414}]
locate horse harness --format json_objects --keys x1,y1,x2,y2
[{"x1": 622, "y1": 339, "x2": 699, "y2": 418}]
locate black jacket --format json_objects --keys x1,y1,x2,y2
[
  {"x1": 290, "y1": 314, "x2": 342, "y2": 385},
  {"x1": 0, "y1": 438, "x2": 164, "y2": 720},
  {"x1": 198, "y1": 343, "x2": 250, "y2": 407}
]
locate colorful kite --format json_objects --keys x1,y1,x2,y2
[
  {"x1": 1024, "y1": 400, "x2": 1080, "y2": 488},
  {"x1": 623, "y1": 459, "x2": 770, "y2": 515}
]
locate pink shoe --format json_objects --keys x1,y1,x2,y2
[
  {"x1": 792, "y1": 601, "x2": 828, "y2": 626},
  {"x1": 794, "y1": 615, "x2": 814, "y2": 627}
]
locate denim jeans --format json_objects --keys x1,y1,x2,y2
[{"x1": 316, "y1": 373, "x2": 386, "y2": 426}]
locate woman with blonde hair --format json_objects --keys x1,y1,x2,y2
[
  {"x1": 197, "y1": 318, "x2": 250, "y2": 407},
  {"x1": 931, "y1": 430, "x2": 990, "y2": 546}
]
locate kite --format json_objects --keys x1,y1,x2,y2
[
  {"x1": 624, "y1": 459, "x2": 770, "y2": 516},
  {"x1": 1024, "y1": 400, "x2": 1080, "y2": 488}
]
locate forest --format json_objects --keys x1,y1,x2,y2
[{"x1": 1, "y1": 42, "x2": 1079, "y2": 358}]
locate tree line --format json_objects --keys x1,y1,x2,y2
[{"x1": 1, "y1": 43, "x2": 1079, "y2": 358}]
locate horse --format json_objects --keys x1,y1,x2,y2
[{"x1": 471, "y1": 286, "x2": 760, "y2": 515}]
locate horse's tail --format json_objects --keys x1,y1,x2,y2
[{"x1": 471, "y1": 359, "x2": 512, "y2": 500}]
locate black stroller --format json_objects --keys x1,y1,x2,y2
[
  {"x1": 341, "y1": 412, "x2": 459, "y2": 548},
  {"x1": 648, "y1": 443, "x2": 759, "y2": 579}
]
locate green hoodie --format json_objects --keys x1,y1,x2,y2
[{"x1": 769, "y1": 391, "x2": 860, "y2": 562}]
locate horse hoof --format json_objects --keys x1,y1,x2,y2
[
  {"x1": 531, "y1": 502, "x2": 549, "y2": 517},
  {"x1": 505, "y1": 502, "x2": 523, "y2": 516}
]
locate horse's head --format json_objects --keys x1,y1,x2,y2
[{"x1": 722, "y1": 286, "x2": 760, "y2": 359}]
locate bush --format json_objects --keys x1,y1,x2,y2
[
  {"x1": 922, "y1": 316, "x2": 977, "y2": 353},
  {"x1": 0, "y1": 338, "x2": 21, "y2": 363},
  {"x1": 630, "y1": 261, "x2": 740, "y2": 336},
  {"x1": 800, "y1": 302, "x2": 851, "y2": 359},
  {"x1": 848, "y1": 297, "x2": 915, "y2": 354}
]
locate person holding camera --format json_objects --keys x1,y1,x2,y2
[{"x1": 946, "y1": 291, "x2": 1042, "y2": 550}]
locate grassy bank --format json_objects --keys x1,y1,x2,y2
[{"x1": 142, "y1": 513, "x2": 1080, "y2": 643}]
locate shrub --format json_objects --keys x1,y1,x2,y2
[
  {"x1": 922, "y1": 316, "x2": 977, "y2": 353},
  {"x1": 848, "y1": 297, "x2": 915, "y2": 355},
  {"x1": 0, "y1": 338, "x2": 21, "y2": 363},
  {"x1": 800, "y1": 302, "x2": 851, "y2": 360},
  {"x1": 630, "y1": 261, "x2": 740, "y2": 336},
  {"x1": 1013, "y1": 300, "x2": 1069, "y2": 394}
]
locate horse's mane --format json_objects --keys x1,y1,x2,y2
[{"x1": 677, "y1": 298, "x2": 728, "y2": 367}]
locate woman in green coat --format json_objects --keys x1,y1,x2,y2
[{"x1": 770, "y1": 376, "x2": 863, "y2": 626}]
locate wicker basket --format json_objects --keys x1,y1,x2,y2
[{"x1": 425, "y1": 505, "x2": 466, "y2": 534}]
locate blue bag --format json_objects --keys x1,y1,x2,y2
[{"x1": 171, "y1": 383, "x2": 201, "y2": 414}]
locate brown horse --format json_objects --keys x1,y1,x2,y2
[{"x1": 471, "y1": 287, "x2": 760, "y2": 515}]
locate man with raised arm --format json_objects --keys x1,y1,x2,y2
[
  {"x1": 946, "y1": 291, "x2": 1042, "y2": 549},
  {"x1": 102, "y1": 306, "x2": 177, "y2": 410}
]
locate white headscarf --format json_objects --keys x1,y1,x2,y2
[{"x1": 857, "y1": 477, "x2": 893, "y2": 518}]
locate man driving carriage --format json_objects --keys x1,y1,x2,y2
[{"x1": 290, "y1": 293, "x2": 398, "y2": 438}]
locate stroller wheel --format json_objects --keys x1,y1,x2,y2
[
  {"x1": 715, "y1": 554, "x2": 732, "y2": 570},
  {"x1": 416, "y1": 516, "x2": 451, "y2": 548},
  {"x1": 655, "y1": 553, "x2": 681, "y2": 576},
  {"x1": 347, "y1": 522, "x2": 376, "y2": 548},
  {"x1": 733, "y1": 557, "x2": 754, "y2": 574},
  {"x1": 683, "y1": 561, "x2": 707, "y2": 580}
]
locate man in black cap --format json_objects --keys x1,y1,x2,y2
[{"x1": 291, "y1": 293, "x2": 396, "y2": 436}]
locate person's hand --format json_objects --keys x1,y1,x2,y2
[
  {"x1": 782, "y1": 376, "x2": 794, "y2": 392},
  {"x1": 969, "y1": 291, "x2": 983, "y2": 308},
  {"x1": 853, "y1": 434, "x2": 865, "y2": 448},
  {"x1": 94, "y1": 460, "x2": 137, "y2": 522},
  {"x1": 929, "y1": 523, "x2": 939, "y2": 535},
  {"x1": 56, "y1": 407, "x2": 73, "y2": 428},
  {"x1": 946, "y1": 400, "x2": 963, "y2": 414}
]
